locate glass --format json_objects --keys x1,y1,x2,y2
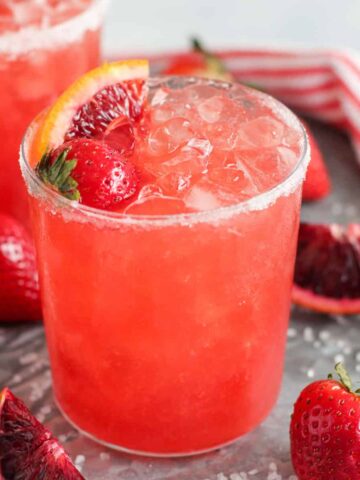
[
  {"x1": 20, "y1": 78, "x2": 309, "y2": 457},
  {"x1": 0, "y1": 0, "x2": 108, "y2": 226}
]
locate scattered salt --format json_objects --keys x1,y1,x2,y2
[
  {"x1": 334, "y1": 353, "x2": 345, "y2": 363},
  {"x1": 287, "y1": 328, "x2": 297, "y2": 338},
  {"x1": 307, "y1": 368, "x2": 315, "y2": 378},
  {"x1": 100, "y1": 452, "x2": 110, "y2": 461},
  {"x1": 19, "y1": 352, "x2": 38, "y2": 365},
  {"x1": 319, "y1": 330, "x2": 330, "y2": 342},
  {"x1": 303, "y1": 327, "x2": 314, "y2": 342}
]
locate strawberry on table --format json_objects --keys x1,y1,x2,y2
[
  {"x1": 0, "y1": 388, "x2": 84, "y2": 479},
  {"x1": 290, "y1": 363, "x2": 360, "y2": 480},
  {"x1": 302, "y1": 121, "x2": 331, "y2": 201},
  {"x1": 163, "y1": 38, "x2": 233, "y2": 81},
  {"x1": 0, "y1": 214, "x2": 41, "y2": 323}
]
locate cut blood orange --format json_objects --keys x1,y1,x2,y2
[
  {"x1": 0, "y1": 387, "x2": 84, "y2": 479},
  {"x1": 33, "y1": 59, "x2": 149, "y2": 160},
  {"x1": 293, "y1": 223, "x2": 360, "y2": 314}
]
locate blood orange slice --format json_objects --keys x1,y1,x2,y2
[
  {"x1": 0, "y1": 387, "x2": 84, "y2": 479},
  {"x1": 293, "y1": 223, "x2": 360, "y2": 314},
  {"x1": 33, "y1": 59, "x2": 149, "y2": 160}
]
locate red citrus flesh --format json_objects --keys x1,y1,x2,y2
[
  {"x1": 293, "y1": 223, "x2": 360, "y2": 314},
  {"x1": 64, "y1": 80, "x2": 146, "y2": 141},
  {"x1": 0, "y1": 388, "x2": 84, "y2": 479}
]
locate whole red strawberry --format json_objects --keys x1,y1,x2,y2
[
  {"x1": 0, "y1": 214, "x2": 41, "y2": 322},
  {"x1": 36, "y1": 138, "x2": 139, "y2": 210},
  {"x1": 0, "y1": 388, "x2": 84, "y2": 479},
  {"x1": 290, "y1": 363, "x2": 360, "y2": 480},
  {"x1": 163, "y1": 38, "x2": 233, "y2": 81},
  {"x1": 302, "y1": 121, "x2": 331, "y2": 201}
]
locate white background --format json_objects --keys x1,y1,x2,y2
[{"x1": 103, "y1": 0, "x2": 360, "y2": 55}]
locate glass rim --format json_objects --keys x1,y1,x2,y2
[
  {"x1": 0, "y1": 0, "x2": 109, "y2": 57},
  {"x1": 20, "y1": 78, "x2": 310, "y2": 227}
]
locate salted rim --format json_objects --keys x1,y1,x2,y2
[
  {"x1": 19, "y1": 77, "x2": 310, "y2": 228},
  {"x1": 0, "y1": 0, "x2": 109, "y2": 58}
]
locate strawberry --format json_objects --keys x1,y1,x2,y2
[
  {"x1": 302, "y1": 121, "x2": 331, "y2": 201},
  {"x1": 163, "y1": 38, "x2": 233, "y2": 81},
  {"x1": 290, "y1": 363, "x2": 360, "y2": 480},
  {"x1": 36, "y1": 138, "x2": 139, "y2": 210},
  {"x1": 0, "y1": 387, "x2": 84, "y2": 479},
  {"x1": 0, "y1": 214, "x2": 41, "y2": 322}
]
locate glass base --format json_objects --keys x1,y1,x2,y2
[{"x1": 55, "y1": 397, "x2": 248, "y2": 458}]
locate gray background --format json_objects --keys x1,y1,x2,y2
[{"x1": 102, "y1": 0, "x2": 360, "y2": 55}]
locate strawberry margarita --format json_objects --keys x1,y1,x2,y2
[
  {"x1": 0, "y1": 0, "x2": 108, "y2": 225},
  {"x1": 20, "y1": 65, "x2": 309, "y2": 455}
]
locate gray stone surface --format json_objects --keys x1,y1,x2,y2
[{"x1": 1, "y1": 119, "x2": 359, "y2": 479}]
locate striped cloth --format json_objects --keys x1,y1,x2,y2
[{"x1": 147, "y1": 47, "x2": 360, "y2": 162}]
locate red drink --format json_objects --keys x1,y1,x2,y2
[
  {"x1": 0, "y1": 0, "x2": 107, "y2": 224},
  {"x1": 21, "y1": 76, "x2": 309, "y2": 455}
]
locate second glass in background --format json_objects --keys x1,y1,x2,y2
[{"x1": 0, "y1": 0, "x2": 108, "y2": 225}]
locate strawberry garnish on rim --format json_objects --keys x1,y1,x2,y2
[
  {"x1": 36, "y1": 138, "x2": 140, "y2": 210},
  {"x1": 33, "y1": 60, "x2": 148, "y2": 209}
]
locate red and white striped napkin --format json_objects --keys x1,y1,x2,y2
[{"x1": 146, "y1": 47, "x2": 360, "y2": 162}]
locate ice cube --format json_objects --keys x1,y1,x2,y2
[
  {"x1": 183, "y1": 183, "x2": 223, "y2": 212},
  {"x1": 124, "y1": 195, "x2": 188, "y2": 215},
  {"x1": 137, "y1": 184, "x2": 163, "y2": 200},
  {"x1": 197, "y1": 96, "x2": 224, "y2": 123},
  {"x1": 235, "y1": 146, "x2": 296, "y2": 191},
  {"x1": 185, "y1": 138, "x2": 213, "y2": 158},
  {"x1": 156, "y1": 172, "x2": 192, "y2": 196},
  {"x1": 235, "y1": 117, "x2": 285, "y2": 149},
  {"x1": 150, "y1": 87, "x2": 169, "y2": 106},
  {"x1": 148, "y1": 118, "x2": 195, "y2": 156},
  {"x1": 207, "y1": 166, "x2": 259, "y2": 198}
]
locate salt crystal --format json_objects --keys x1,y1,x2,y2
[
  {"x1": 230, "y1": 474, "x2": 248, "y2": 480},
  {"x1": 287, "y1": 328, "x2": 297, "y2": 338},
  {"x1": 248, "y1": 470, "x2": 259, "y2": 476},
  {"x1": 334, "y1": 354, "x2": 345, "y2": 363},
  {"x1": 319, "y1": 330, "x2": 330, "y2": 342},
  {"x1": 100, "y1": 452, "x2": 110, "y2": 461},
  {"x1": 19, "y1": 352, "x2": 38, "y2": 365},
  {"x1": 11, "y1": 374, "x2": 22, "y2": 384},
  {"x1": 217, "y1": 474, "x2": 228, "y2": 480},
  {"x1": 344, "y1": 345, "x2": 353, "y2": 355},
  {"x1": 303, "y1": 327, "x2": 314, "y2": 342},
  {"x1": 269, "y1": 463, "x2": 277, "y2": 472},
  {"x1": 75, "y1": 454, "x2": 86, "y2": 471},
  {"x1": 307, "y1": 368, "x2": 315, "y2": 378}
]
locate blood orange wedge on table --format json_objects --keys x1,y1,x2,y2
[
  {"x1": 32, "y1": 59, "x2": 149, "y2": 163},
  {"x1": 293, "y1": 223, "x2": 360, "y2": 314},
  {"x1": 0, "y1": 388, "x2": 84, "y2": 479}
]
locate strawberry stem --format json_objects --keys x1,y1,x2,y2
[
  {"x1": 329, "y1": 362, "x2": 359, "y2": 393},
  {"x1": 36, "y1": 149, "x2": 80, "y2": 201},
  {"x1": 191, "y1": 37, "x2": 228, "y2": 75}
]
